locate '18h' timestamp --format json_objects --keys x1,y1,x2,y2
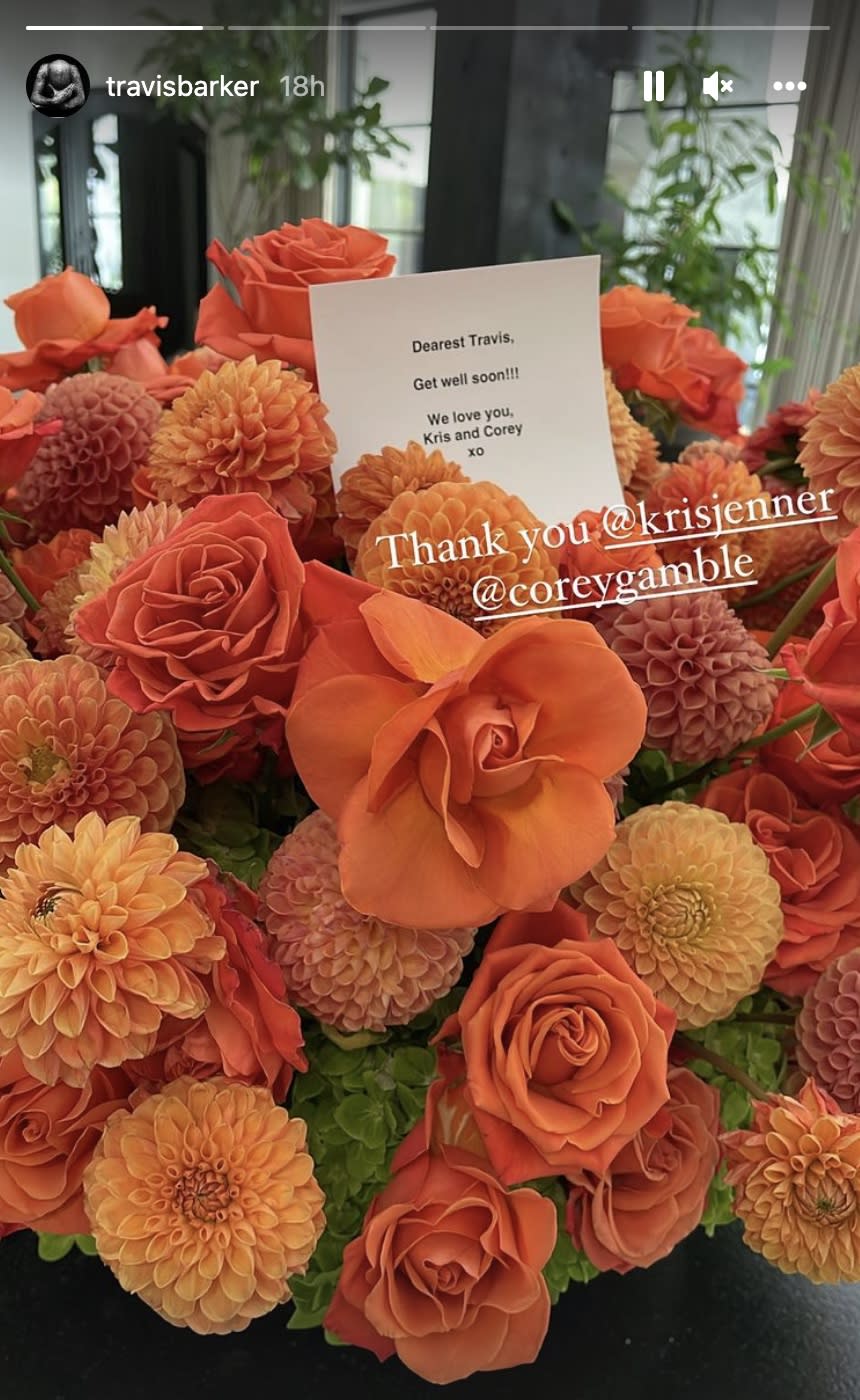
[{"x1": 280, "y1": 75, "x2": 325, "y2": 97}]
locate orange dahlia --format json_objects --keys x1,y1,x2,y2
[
  {"x1": 0, "y1": 655, "x2": 184, "y2": 867},
  {"x1": 145, "y1": 356, "x2": 336, "y2": 521},
  {"x1": 798, "y1": 365, "x2": 860, "y2": 541},
  {"x1": 259, "y1": 811, "x2": 475, "y2": 1032},
  {"x1": 67, "y1": 502, "x2": 184, "y2": 663},
  {"x1": 84, "y1": 1077, "x2": 325, "y2": 1333},
  {"x1": 16, "y1": 372, "x2": 161, "y2": 537},
  {"x1": 723, "y1": 1079, "x2": 860, "y2": 1284},
  {"x1": 604, "y1": 368, "x2": 664, "y2": 492},
  {"x1": 0, "y1": 813, "x2": 223, "y2": 1084},
  {"x1": 572, "y1": 801, "x2": 783, "y2": 1029},
  {"x1": 354, "y1": 480, "x2": 558, "y2": 632},
  {"x1": 334, "y1": 440, "x2": 468, "y2": 560},
  {"x1": 645, "y1": 453, "x2": 773, "y2": 597}
]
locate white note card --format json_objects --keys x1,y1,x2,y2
[{"x1": 309, "y1": 255, "x2": 620, "y2": 527}]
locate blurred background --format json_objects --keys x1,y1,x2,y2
[{"x1": 0, "y1": 0, "x2": 858, "y2": 420}]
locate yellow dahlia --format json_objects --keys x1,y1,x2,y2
[
  {"x1": 572, "y1": 801, "x2": 783, "y2": 1029},
  {"x1": 259, "y1": 812, "x2": 476, "y2": 1032},
  {"x1": 0, "y1": 813, "x2": 223, "y2": 1084},
  {"x1": 354, "y1": 480, "x2": 558, "y2": 633},
  {"x1": 723, "y1": 1079, "x2": 860, "y2": 1284},
  {"x1": 0, "y1": 655, "x2": 184, "y2": 867},
  {"x1": 67, "y1": 502, "x2": 184, "y2": 663},
  {"x1": 798, "y1": 363, "x2": 860, "y2": 541},
  {"x1": 334, "y1": 439, "x2": 468, "y2": 561},
  {"x1": 0, "y1": 625, "x2": 28, "y2": 667},
  {"x1": 146, "y1": 355, "x2": 336, "y2": 516},
  {"x1": 84, "y1": 1076, "x2": 325, "y2": 1333}
]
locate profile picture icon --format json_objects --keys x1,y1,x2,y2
[{"x1": 26, "y1": 55, "x2": 90, "y2": 118}]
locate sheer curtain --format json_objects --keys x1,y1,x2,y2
[{"x1": 763, "y1": 0, "x2": 860, "y2": 405}]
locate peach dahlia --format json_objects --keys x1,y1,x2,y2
[
  {"x1": 84, "y1": 1077, "x2": 325, "y2": 1334},
  {"x1": 572, "y1": 801, "x2": 784, "y2": 1029},
  {"x1": 259, "y1": 812, "x2": 476, "y2": 1032},
  {"x1": 0, "y1": 655, "x2": 184, "y2": 867},
  {"x1": 0, "y1": 813, "x2": 224, "y2": 1084},
  {"x1": 723, "y1": 1080, "x2": 860, "y2": 1284}
]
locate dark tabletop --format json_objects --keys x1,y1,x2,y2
[{"x1": 1, "y1": 1221, "x2": 858, "y2": 1400}]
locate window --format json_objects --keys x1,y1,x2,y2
[
  {"x1": 603, "y1": 0, "x2": 812, "y2": 423},
  {"x1": 334, "y1": 4, "x2": 436, "y2": 274}
]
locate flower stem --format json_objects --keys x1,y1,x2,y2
[
  {"x1": 0, "y1": 547, "x2": 39, "y2": 614},
  {"x1": 741, "y1": 702, "x2": 821, "y2": 751},
  {"x1": 650, "y1": 702, "x2": 821, "y2": 798},
  {"x1": 676, "y1": 1033, "x2": 769, "y2": 1100},
  {"x1": 734, "y1": 557, "x2": 824, "y2": 610},
  {"x1": 766, "y1": 554, "x2": 836, "y2": 658}
]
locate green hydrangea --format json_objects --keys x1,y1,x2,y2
[
  {"x1": 533, "y1": 1181, "x2": 599, "y2": 1301},
  {"x1": 172, "y1": 775, "x2": 302, "y2": 888},
  {"x1": 287, "y1": 1026, "x2": 437, "y2": 1331},
  {"x1": 685, "y1": 988, "x2": 794, "y2": 1230}
]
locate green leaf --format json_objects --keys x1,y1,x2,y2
[
  {"x1": 550, "y1": 197, "x2": 576, "y2": 231},
  {"x1": 805, "y1": 708, "x2": 842, "y2": 753},
  {"x1": 701, "y1": 1166, "x2": 735, "y2": 1236},
  {"x1": 37, "y1": 1233, "x2": 75, "y2": 1262},
  {"x1": 36, "y1": 1232, "x2": 97, "y2": 1262}
]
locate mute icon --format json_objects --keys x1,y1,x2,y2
[{"x1": 703, "y1": 70, "x2": 733, "y2": 99}]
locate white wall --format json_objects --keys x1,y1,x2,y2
[{"x1": 0, "y1": 0, "x2": 214, "y2": 351}]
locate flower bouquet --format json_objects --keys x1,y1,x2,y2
[{"x1": 1, "y1": 221, "x2": 859, "y2": 1385}]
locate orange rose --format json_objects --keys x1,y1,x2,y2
[
  {"x1": 601, "y1": 287, "x2": 746, "y2": 436},
  {"x1": 0, "y1": 1048, "x2": 131, "y2": 1234},
  {"x1": 601, "y1": 286, "x2": 701, "y2": 406},
  {"x1": 287, "y1": 564, "x2": 646, "y2": 927},
  {"x1": 566, "y1": 1066, "x2": 720, "y2": 1272},
  {"x1": 0, "y1": 387, "x2": 60, "y2": 489},
  {"x1": 0, "y1": 268, "x2": 166, "y2": 393},
  {"x1": 760, "y1": 648, "x2": 860, "y2": 805},
  {"x1": 135, "y1": 870, "x2": 304, "y2": 1101},
  {"x1": 435, "y1": 903, "x2": 675, "y2": 1181},
  {"x1": 108, "y1": 343, "x2": 226, "y2": 407},
  {"x1": 677, "y1": 325, "x2": 746, "y2": 436},
  {"x1": 701, "y1": 765, "x2": 860, "y2": 995},
  {"x1": 196, "y1": 219, "x2": 395, "y2": 379},
  {"x1": 75, "y1": 493, "x2": 306, "y2": 772},
  {"x1": 325, "y1": 1145, "x2": 555, "y2": 1383},
  {"x1": 11, "y1": 527, "x2": 97, "y2": 604},
  {"x1": 558, "y1": 507, "x2": 663, "y2": 610},
  {"x1": 796, "y1": 529, "x2": 860, "y2": 740}
]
